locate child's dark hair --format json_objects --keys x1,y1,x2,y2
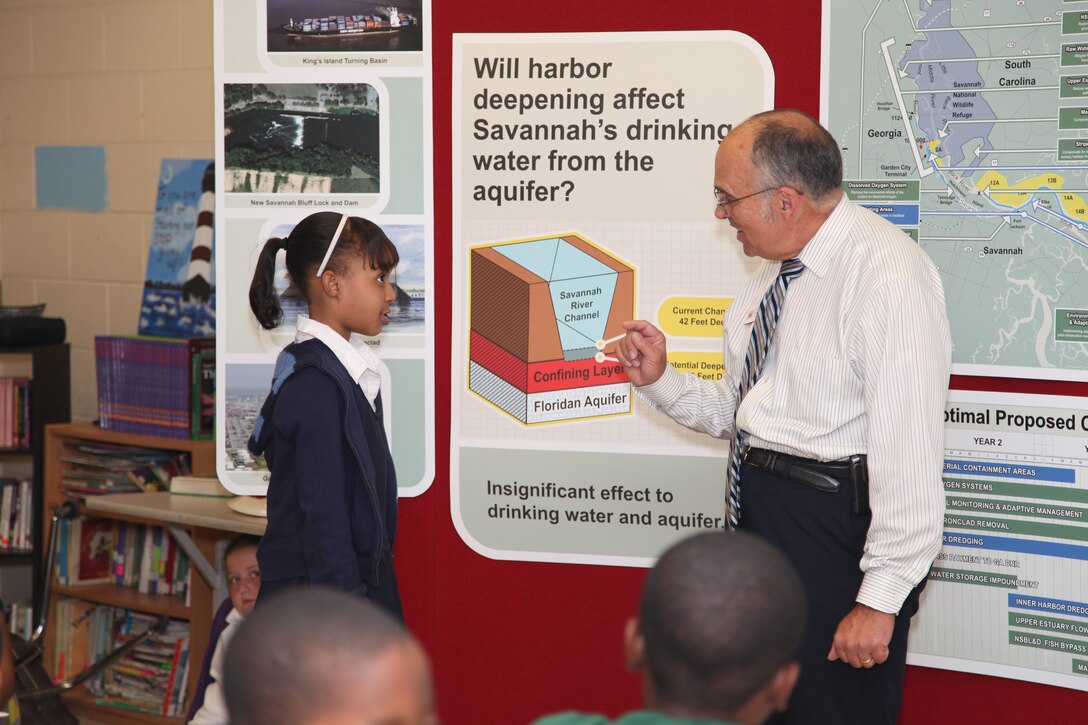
[
  {"x1": 249, "y1": 211, "x2": 399, "y2": 330},
  {"x1": 224, "y1": 534, "x2": 262, "y2": 560}
]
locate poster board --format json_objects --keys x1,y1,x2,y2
[{"x1": 213, "y1": 1, "x2": 434, "y2": 496}]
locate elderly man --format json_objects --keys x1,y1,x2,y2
[{"x1": 617, "y1": 109, "x2": 950, "y2": 724}]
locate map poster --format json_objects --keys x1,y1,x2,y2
[
  {"x1": 821, "y1": 1, "x2": 1088, "y2": 381},
  {"x1": 909, "y1": 389, "x2": 1088, "y2": 692},
  {"x1": 213, "y1": 0, "x2": 434, "y2": 497},
  {"x1": 452, "y1": 31, "x2": 773, "y2": 565}
]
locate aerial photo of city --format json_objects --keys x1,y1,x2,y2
[
  {"x1": 223, "y1": 363, "x2": 273, "y2": 475},
  {"x1": 224, "y1": 83, "x2": 381, "y2": 194}
]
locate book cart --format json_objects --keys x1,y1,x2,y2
[{"x1": 41, "y1": 422, "x2": 262, "y2": 725}]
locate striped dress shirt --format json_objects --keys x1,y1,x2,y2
[{"x1": 639, "y1": 196, "x2": 951, "y2": 613}]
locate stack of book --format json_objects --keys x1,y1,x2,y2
[
  {"x1": 95, "y1": 613, "x2": 190, "y2": 718},
  {"x1": 0, "y1": 376, "x2": 30, "y2": 448},
  {"x1": 58, "y1": 439, "x2": 193, "y2": 497},
  {"x1": 0, "y1": 477, "x2": 32, "y2": 550},
  {"x1": 54, "y1": 517, "x2": 191, "y2": 602},
  {"x1": 54, "y1": 599, "x2": 190, "y2": 717},
  {"x1": 95, "y1": 335, "x2": 214, "y2": 440}
]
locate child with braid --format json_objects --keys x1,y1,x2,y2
[{"x1": 247, "y1": 212, "x2": 402, "y2": 619}]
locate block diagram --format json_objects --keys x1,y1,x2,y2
[{"x1": 469, "y1": 234, "x2": 635, "y2": 424}]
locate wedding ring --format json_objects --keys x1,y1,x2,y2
[{"x1": 860, "y1": 657, "x2": 873, "y2": 665}]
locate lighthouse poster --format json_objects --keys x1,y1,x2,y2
[{"x1": 139, "y1": 158, "x2": 217, "y2": 338}]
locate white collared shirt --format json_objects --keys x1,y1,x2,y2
[
  {"x1": 295, "y1": 314, "x2": 381, "y2": 411},
  {"x1": 639, "y1": 196, "x2": 952, "y2": 613},
  {"x1": 187, "y1": 607, "x2": 244, "y2": 725}
]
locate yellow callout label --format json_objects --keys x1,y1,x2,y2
[
  {"x1": 658, "y1": 296, "x2": 734, "y2": 337},
  {"x1": 668, "y1": 351, "x2": 726, "y2": 382}
]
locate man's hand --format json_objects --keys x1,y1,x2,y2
[
  {"x1": 615, "y1": 320, "x2": 668, "y2": 387},
  {"x1": 827, "y1": 603, "x2": 895, "y2": 669}
]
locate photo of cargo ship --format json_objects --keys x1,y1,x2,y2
[
  {"x1": 284, "y1": 6, "x2": 418, "y2": 37},
  {"x1": 267, "y1": 1, "x2": 424, "y2": 53}
]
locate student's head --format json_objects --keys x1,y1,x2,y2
[
  {"x1": 223, "y1": 587, "x2": 435, "y2": 725},
  {"x1": 224, "y1": 534, "x2": 261, "y2": 618},
  {"x1": 628, "y1": 531, "x2": 806, "y2": 725},
  {"x1": 249, "y1": 211, "x2": 399, "y2": 337}
]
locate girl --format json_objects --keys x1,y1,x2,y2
[{"x1": 246, "y1": 212, "x2": 402, "y2": 620}]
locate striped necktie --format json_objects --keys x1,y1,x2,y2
[{"x1": 727, "y1": 257, "x2": 805, "y2": 529}]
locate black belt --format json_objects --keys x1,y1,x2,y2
[{"x1": 743, "y1": 447, "x2": 870, "y2": 514}]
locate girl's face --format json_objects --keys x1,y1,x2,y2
[
  {"x1": 225, "y1": 546, "x2": 261, "y2": 617},
  {"x1": 339, "y1": 255, "x2": 397, "y2": 338}
]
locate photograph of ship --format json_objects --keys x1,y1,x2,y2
[
  {"x1": 266, "y1": 1, "x2": 423, "y2": 53},
  {"x1": 224, "y1": 83, "x2": 380, "y2": 194},
  {"x1": 260, "y1": 220, "x2": 426, "y2": 337}
]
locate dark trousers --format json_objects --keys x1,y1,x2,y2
[{"x1": 739, "y1": 463, "x2": 924, "y2": 725}]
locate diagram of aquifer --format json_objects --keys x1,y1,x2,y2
[{"x1": 469, "y1": 233, "x2": 635, "y2": 424}]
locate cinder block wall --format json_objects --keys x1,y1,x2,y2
[{"x1": 0, "y1": 0, "x2": 214, "y2": 421}]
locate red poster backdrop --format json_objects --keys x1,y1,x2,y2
[{"x1": 400, "y1": 2, "x2": 1088, "y2": 722}]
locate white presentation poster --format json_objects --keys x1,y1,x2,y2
[
  {"x1": 213, "y1": 1, "x2": 434, "y2": 496},
  {"x1": 909, "y1": 390, "x2": 1088, "y2": 692},
  {"x1": 451, "y1": 31, "x2": 774, "y2": 565},
  {"x1": 821, "y1": 0, "x2": 1088, "y2": 382}
]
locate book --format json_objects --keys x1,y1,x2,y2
[
  {"x1": 168, "y1": 475, "x2": 232, "y2": 498},
  {"x1": 76, "y1": 518, "x2": 116, "y2": 584},
  {"x1": 17, "y1": 478, "x2": 31, "y2": 549},
  {"x1": 95, "y1": 335, "x2": 215, "y2": 439},
  {"x1": 138, "y1": 526, "x2": 154, "y2": 595},
  {"x1": 58, "y1": 439, "x2": 192, "y2": 497},
  {"x1": 190, "y1": 347, "x2": 215, "y2": 440},
  {"x1": 56, "y1": 517, "x2": 69, "y2": 585},
  {"x1": 113, "y1": 523, "x2": 127, "y2": 586},
  {"x1": 0, "y1": 480, "x2": 15, "y2": 547},
  {"x1": 65, "y1": 599, "x2": 96, "y2": 675}
]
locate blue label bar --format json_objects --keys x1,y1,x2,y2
[
  {"x1": 944, "y1": 459, "x2": 1076, "y2": 483},
  {"x1": 944, "y1": 533, "x2": 1088, "y2": 561},
  {"x1": 859, "y1": 203, "x2": 920, "y2": 225},
  {"x1": 1009, "y1": 593, "x2": 1088, "y2": 619}
]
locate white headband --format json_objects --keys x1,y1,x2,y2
[{"x1": 315, "y1": 214, "x2": 350, "y2": 277}]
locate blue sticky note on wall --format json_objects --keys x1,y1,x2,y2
[{"x1": 35, "y1": 146, "x2": 108, "y2": 211}]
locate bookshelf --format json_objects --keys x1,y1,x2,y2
[
  {"x1": 0, "y1": 344, "x2": 70, "y2": 619},
  {"x1": 41, "y1": 422, "x2": 221, "y2": 725}
]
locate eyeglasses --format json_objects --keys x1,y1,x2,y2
[{"x1": 713, "y1": 186, "x2": 780, "y2": 209}]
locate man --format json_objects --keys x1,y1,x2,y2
[
  {"x1": 616, "y1": 109, "x2": 950, "y2": 724},
  {"x1": 535, "y1": 531, "x2": 806, "y2": 725},
  {"x1": 222, "y1": 587, "x2": 436, "y2": 725}
]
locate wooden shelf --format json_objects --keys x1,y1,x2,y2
[
  {"x1": 53, "y1": 583, "x2": 190, "y2": 620},
  {"x1": 41, "y1": 422, "x2": 232, "y2": 724},
  {"x1": 45, "y1": 422, "x2": 216, "y2": 475},
  {"x1": 64, "y1": 690, "x2": 183, "y2": 725}
]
